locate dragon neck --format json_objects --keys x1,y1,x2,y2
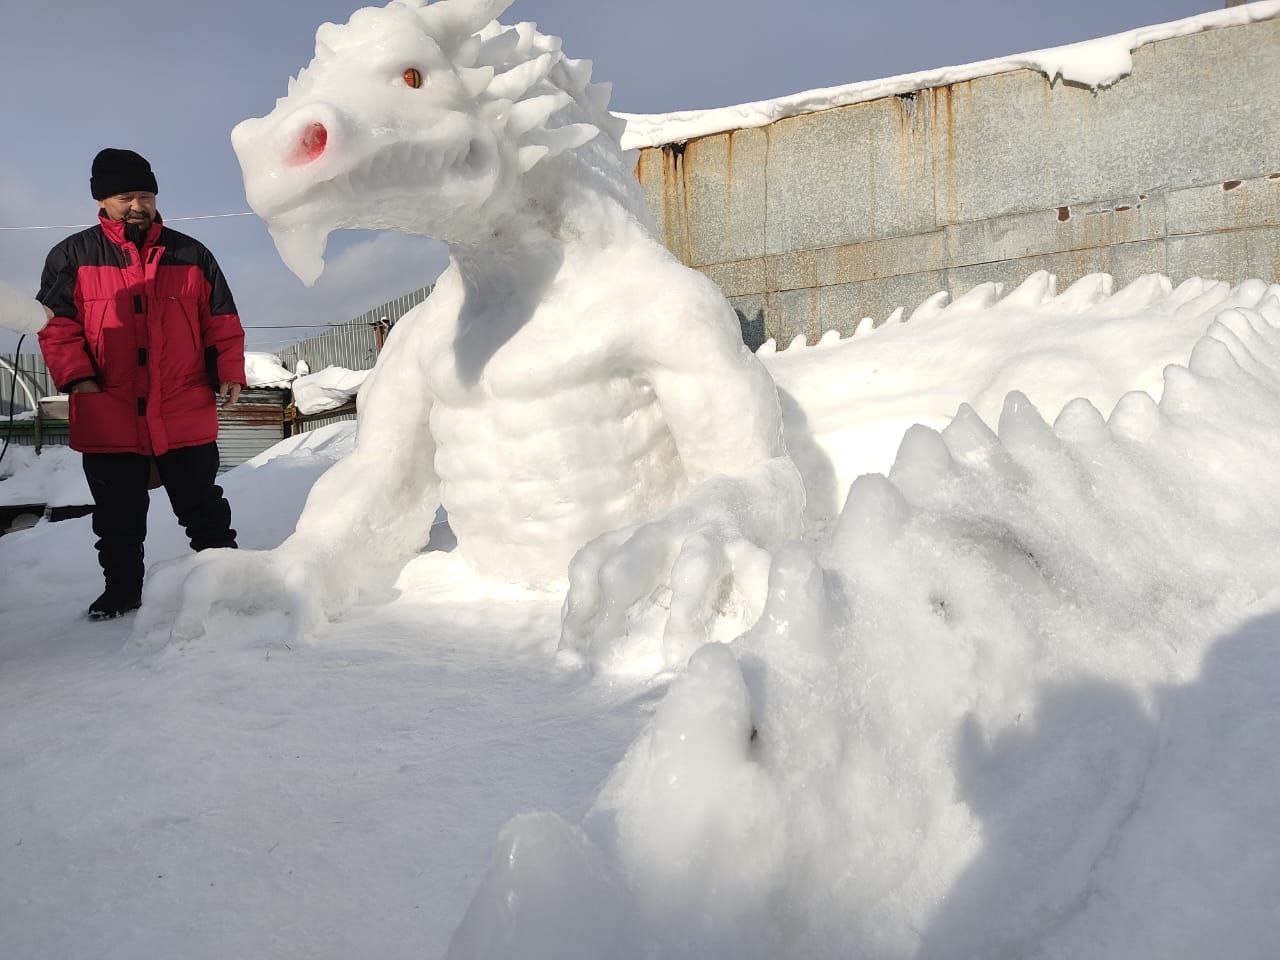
[{"x1": 447, "y1": 140, "x2": 656, "y2": 290}]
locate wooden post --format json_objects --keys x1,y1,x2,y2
[{"x1": 371, "y1": 316, "x2": 389, "y2": 354}]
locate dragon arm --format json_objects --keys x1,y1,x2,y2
[
  {"x1": 288, "y1": 311, "x2": 442, "y2": 601},
  {"x1": 638, "y1": 273, "x2": 805, "y2": 545},
  {"x1": 560, "y1": 272, "x2": 805, "y2": 672}
]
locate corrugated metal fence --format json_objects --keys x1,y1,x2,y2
[
  {"x1": 0, "y1": 352, "x2": 56, "y2": 416},
  {"x1": 271, "y1": 285, "x2": 433, "y2": 439},
  {"x1": 219, "y1": 284, "x2": 433, "y2": 466},
  {"x1": 276, "y1": 285, "x2": 432, "y2": 375}
]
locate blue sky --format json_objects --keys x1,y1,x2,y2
[{"x1": 0, "y1": 0, "x2": 1212, "y2": 352}]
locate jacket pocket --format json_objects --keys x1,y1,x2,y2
[{"x1": 69, "y1": 389, "x2": 135, "y2": 450}]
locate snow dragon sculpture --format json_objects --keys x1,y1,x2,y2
[{"x1": 147, "y1": 0, "x2": 803, "y2": 668}]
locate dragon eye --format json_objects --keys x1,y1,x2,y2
[{"x1": 403, "y1": 67, "x2": 423, "y2": 89}]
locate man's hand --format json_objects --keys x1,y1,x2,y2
[
  {"x1": 71, "y1": 380, "x2": 101, "y2": 394},
  {"x1": 218, "y1": 382, "x2": 242, "y2": 408}
]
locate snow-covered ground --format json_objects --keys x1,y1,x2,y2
[
  {"x1": 3, "y1": 0, "x2": 1279, "y2": 954},
  {"x1": 3, "y1": 271, "x2": 1280, "y2": 957},
  {"x1": 0, "y1": 445, "x2": 87, "y2": 509},
  {"x1": 0, "y1": 422, "x2": 651, "y2": 957}
]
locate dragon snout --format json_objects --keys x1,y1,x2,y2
[
  {"x1": 288, "y1": 122, "x2": 329, "y2": 166},
  {"x1": 232, "y1": 102, "x2": 344, "y2": 178}
]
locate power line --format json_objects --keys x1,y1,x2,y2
[
  {"x1": 0, "y1": 211, "x2": 255, "y2": 231},
  {"x1": 244, "y1": 321, "x2": 388, "y2": 329}
]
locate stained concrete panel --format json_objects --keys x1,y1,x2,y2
[
  {"x1": 634, "y1": 17, "x2": 1279, "y2": 337},
  {"x1": 767, "y1": 229, "x2": 948, "y2": 291},
  {"x1": 634, "y1": 148, "x2": 671, "y2": 248},
  {"x1": 945, "y1": 196, "x2": 1166, "y2": 268},
  {"x1": 1166, "y1": 227, "x2": 1280, "y2": 285},
  {"x1": 1108, "y1": 241, "x2": 1169, "y2": 287},
  {"x1": 943, "y1": 241, "x2": 1170, "y2": 300},
  {"x1": 935, "y1": 19, "x2": 1280, "y2": 225},
  {"x1": 766, "y1": 271, "x2": 946, "y2": 342},
  {"x1": 680, "y1": 129, "x2": 769, "y2": 267},
  {"x1": 635, "y1": 146, "x2": 691, "y2": 263},
  {"x1": 763, "y1": 95, "x2": 937, "y2": 255},
  {"x1": 698, "y1": 258, "x2": 765, "y2": 299},
  {"x1": 1166, "y1": 174, "x2": 1280, "y2": 235}
]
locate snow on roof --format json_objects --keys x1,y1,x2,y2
[{"x1": 618, "y1": 1, "x2": 1280, "y2": 149}]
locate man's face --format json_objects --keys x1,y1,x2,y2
[{"x1": 100, "y1": 191, "x2": 157, "y2": 229}]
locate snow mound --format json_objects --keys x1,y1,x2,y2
[
  {"x1": 292, "y1": 366, "x2": 370, "y2": 415},
  {"x1": 244, "y1": 351, "x2": 295, "y2": 388},
  {"x1": 0, "y1": 445, "x2": 88, "y2": 507},
  {"x1": 450, "y1": 292, "x2": 1280, "y2": 957}
]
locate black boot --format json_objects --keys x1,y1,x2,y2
[
  {"x1": 87, "y1": 587, "x2": 142, "y2": 621},
  {"x1": 82, "y1": 452, "x2": 149, "y2": 621}
]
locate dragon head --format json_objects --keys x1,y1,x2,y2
[{"x1": 232, "y1": 0, "x2": 621, "y2": 284}]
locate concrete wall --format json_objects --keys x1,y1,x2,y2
[{"x1": 635, "y1": 18, "x2": 1280, "y2": 348}]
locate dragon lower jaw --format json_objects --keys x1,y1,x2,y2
[{"x1": 268, "y1": 220, "x2": 330, "y2": 287}]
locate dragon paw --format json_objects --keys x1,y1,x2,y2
[
  {"x1": 133, "y1": 542, "x2": 331, "y2": 649},
  {"x1": 558, "y1": 512, "x2": 773, "y2": 675}
]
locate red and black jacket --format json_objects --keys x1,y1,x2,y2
[{"x1": 38, "y1": 212, "x2": 246, "y2": 456}]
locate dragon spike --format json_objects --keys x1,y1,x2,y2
[
  {"x1": 507, "y1": 91, "x2": 573, "y2": 138},
  {"x1": 559, "y1": 57, "x2": 594, "y2": 88},
  {"x1": 525, "y1": 123, "x2": 600, "y2": 158},
  {"x1": 516, "y1": 144, "x2": 550, "y2": 172},
  {"x1": 475, "y1": 26, "x2": 520, "y2": 66},
  {"x1": 457, "y1": 65, "x2": 495, "y2": 98},
  {"x1": 909, "y1": 290, "x2": 949, "y2": 323},
  {"x1": 514, "y1": 21, "x2": 538, "y2": 54},
  {"x1": 488, "y1": 51, "x2": 556, "y2": 100},
  {"x1": 534, "y1": 31, "x2": 563, "y2": 56},
  {"x1": 417, "y1": 0, "x2": 515, "y2": 48},
  {"x1": 313, "y1": 21, "x2": 340, "y2": 60},
  {"x1": 584, "y1": 80, "x2": 613, "y2": 113},
  {"x1": 513, "y1": 21, "x2": 563, "y2": 58},
  {"x1": 479, "y1": 98, "x2": 513, "y2": 125},
  {"x1": 454, "y1": 33, "x2": 483, "y2": 67}
]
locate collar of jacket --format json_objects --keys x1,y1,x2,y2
[{"x1": 97, "y1": 209, "x2": 164, "y2": 250}]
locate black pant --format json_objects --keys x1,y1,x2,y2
[{"x1": 82, "y1": 442, "x2": 237, "y2": 597}]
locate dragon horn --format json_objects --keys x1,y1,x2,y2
[{"x1": 415, "y1": 0, "x2": 515, "y2": 45}]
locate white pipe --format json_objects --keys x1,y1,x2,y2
[{"x1": 0, "y1": 281, "x2": 51, "y2": 335}]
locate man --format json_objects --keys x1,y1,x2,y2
[{"x1": 38, "y1": 148, "x2": 246, "y2": 620}]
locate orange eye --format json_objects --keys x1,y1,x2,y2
[{"x1": 403, "y1": 67, "x2": 423, "y2": 89}]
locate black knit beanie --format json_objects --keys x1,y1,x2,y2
[{"x1": 90, "y1": 148, "x2": 159, "y2": 200}]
